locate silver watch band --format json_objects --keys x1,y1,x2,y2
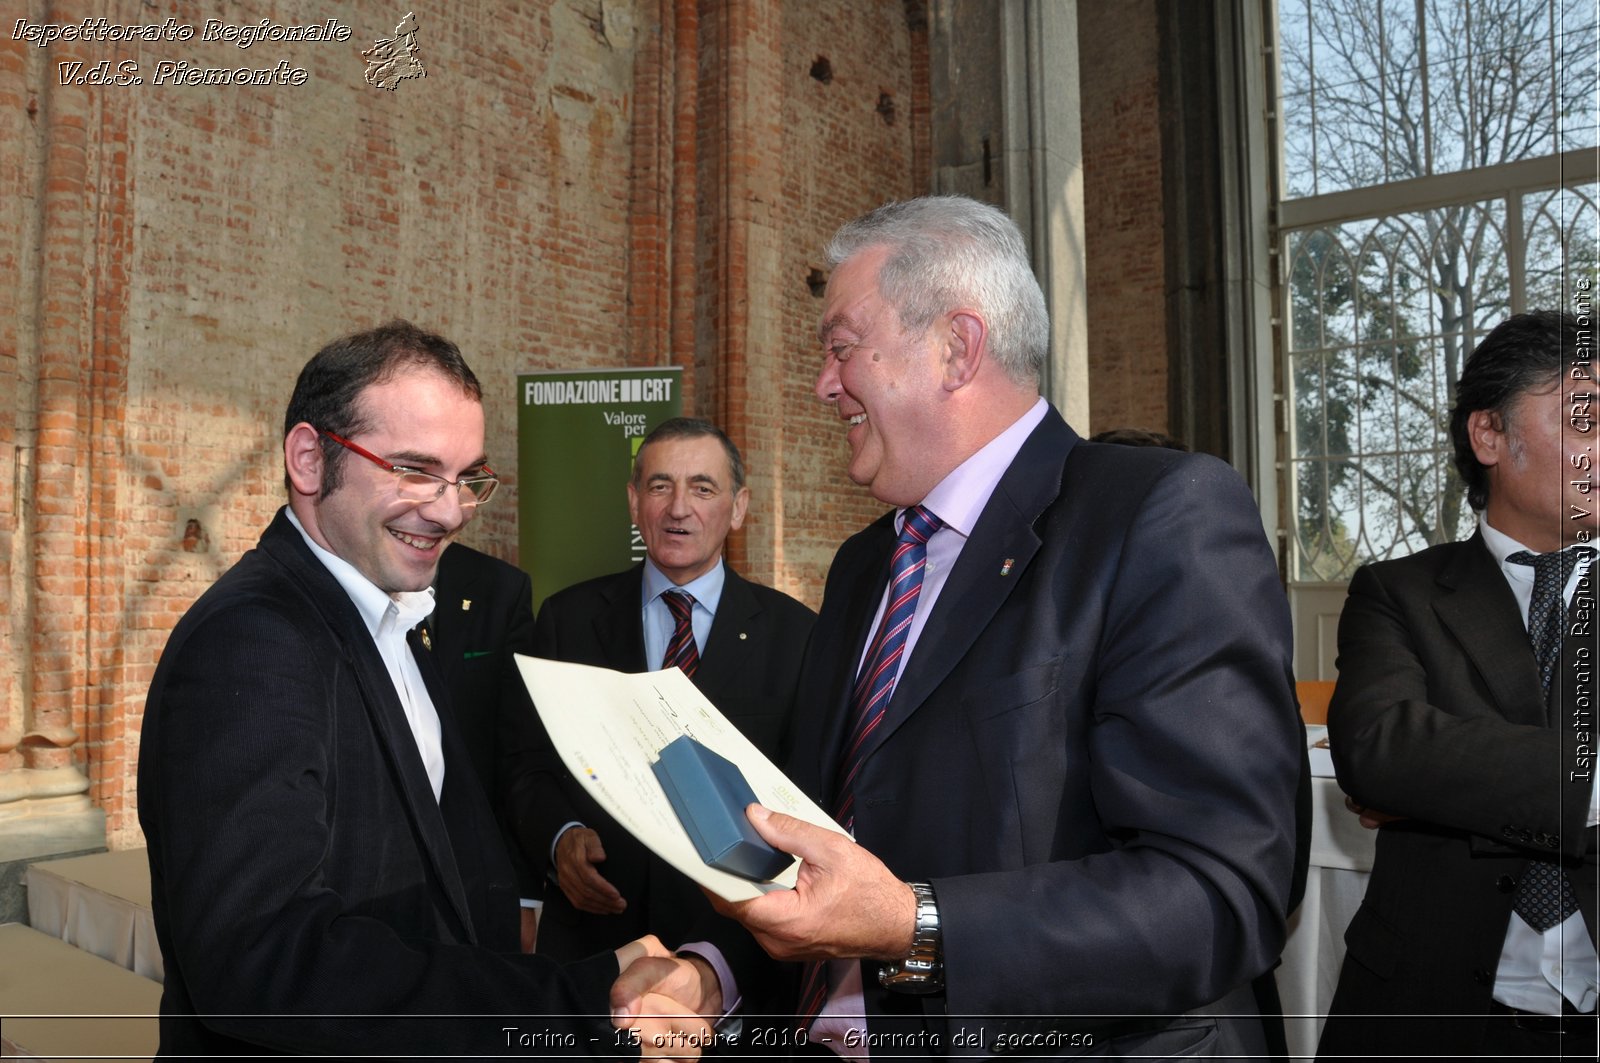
[{"x1": 879, "y1": 881, "x2": 943, "y2": 994}]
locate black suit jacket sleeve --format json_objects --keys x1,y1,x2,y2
[
  {"x1": 1327, "y1": 537, "x2": 1591, "y2": 858},
  {"x1": 930, "y1": 450, "x2": 1301, "y2": 1020}
]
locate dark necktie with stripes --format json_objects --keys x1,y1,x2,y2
[
  {"x1": 661, "y1": 589, "x2": 699, "y2": 679},
  {"x1": 1505, "y1": 546, "x2": 1594, "y2": 931},
  {"x1": 797, "y1": 504, "x2": 942, "y2": 1023}
]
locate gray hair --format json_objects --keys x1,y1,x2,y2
[{"x1": 825, "y1": 196, "x2": 1048, "y2": 386}]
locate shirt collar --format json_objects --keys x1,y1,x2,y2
[
  {"x1": 1479, "y1": 515, "x2": 1596, "y2": 583},
  {"x1": 285, "y1": 507, "x2": 436, "y2": 637},
  {"x1": 642, "y1": 555, "x2": 727, "y2": 614},
  {"x1": 911, "y1": 397, "x2": 1049, "y2": 537},
  {"x1": 1480, "y1": 514, "x2": 1584, "y2": 562},
  {"x1": 1478, "y1": 515, "x2": 1531, "y2": 569}
]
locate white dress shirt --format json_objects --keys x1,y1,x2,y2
[
  {"x1": 286, "y1": 509, "x2": 444, "y2": 801},
  {"x1": 1480, "y1": 518, "x2": 1599, "y2": 1014}
]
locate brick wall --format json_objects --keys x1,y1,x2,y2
[
  {"x1": 3, "y1": 0, "x2": 1168, "y2": 851},
  {"x1": 0, "y1": 0, "x2": 613, "y2": 845},
  {"x1": 1, "y1": 0, "x2": 932, "y2": 849},
  {"x1": 714, "y1": 0, "x2": 925, "y2": 600},
  {"x1": 1078, "y1": 0, "x2": 1170, "y2": 437}
]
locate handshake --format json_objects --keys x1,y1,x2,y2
[
  {"x1": 603, "y1": 805, "x2": 921, "y2": 1060},
  {"x1": 609, "y1": 935, "x2": 723, "y2": 1061}
]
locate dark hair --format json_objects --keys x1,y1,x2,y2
[
  {"x1": 1449, "y1": 310, "x2": 1575, "y2": 510},
  {"x1": 631, "y1": 417, "x2": 746, "y2": 490},
  {"x1": 283, "y1": 320, "x2": 482, "y2": 496},
  {"x1": 1088, "y1": 427, "x2": 1190, "y2": 451}
]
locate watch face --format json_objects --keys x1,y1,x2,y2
[{"x1": 879, "y1": 960, "x2": 944, "y2": 994}]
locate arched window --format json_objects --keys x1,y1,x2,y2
[{"x1": 1269, "y1": 0, "x2": 1596, "y2": 667}]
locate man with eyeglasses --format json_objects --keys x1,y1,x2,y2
[{"x1": 138, "y1": 320, "x2": 718, "y2": 1059}]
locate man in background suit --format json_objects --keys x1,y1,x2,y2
[
  {"x1": 432, "y1": 541, "x2": 544, "y2": 952},
  {"x1": 619, "y1": 196, "x2": 1302, "y2": 1057},
  {"x1": 139, "y1": 321, "x2": 715, "y2": 1058},
  {"x1": 521, "y1": 417, "x2": 817, "y2": 965},
  {"x1": 1318, "y1": 310, "x2": 1598, "y2": 1058}
]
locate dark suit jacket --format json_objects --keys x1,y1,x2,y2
[
  {"x1": 780, "y1": 408, "x2": 1301, "y2": 1058},
  {"x1": 137, "y1": 510, "x2": 628, "y2": 1058},
  {"x1": 517, "y1": 560, "x2": 816, "y2": 964},
  {"x1": 1318, "y1": 532, "x2": 1599, "y2": 1057},
  {"x1": 431, "y1": 543, "x2": 543, "y2": 898}
]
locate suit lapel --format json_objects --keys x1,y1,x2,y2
[
  {"x1": 1433, "y1": 532, "x2": 1547, "y2": 726},
  {"x1": 853, "y1": 413, "x2": 1075, "y2": 773},
  {"x1": 812, "y1": 517, "x2": 897, "y2": 796},
  {"x1": 593, "y1": 565, "x2": 648, "y2": 670},
  {"x1": 700, "y1": 563, "x2": 758, "y2": 671},
  {"x1": 349, "y1": 624, "x2": 476, "y2": 944},
  {"x1": 259, "y1": 512, "x2": 479, "y2": 941},
  {"x1": 427, "y1": 544, "x2": 485, "y2": 667},
  {"x1": 406, "y1": 627, "x2": 481, "y2": 942}
]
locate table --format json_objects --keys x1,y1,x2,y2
[
  {"x1": 0, "y1": 922, "x2": 160, "y2": 1061},
  {"x1": 25, "y1": 848, "x2": 163, "y2": 983},
  {"x1": 1275, "y1": 753, "x2": 1377, "y2": 1060}
]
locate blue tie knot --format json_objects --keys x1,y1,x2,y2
[{"x1": 900, "y1": 505, "x2": 942, "y2": 546}]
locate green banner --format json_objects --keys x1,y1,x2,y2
[{"x1": 517, "y1": 368, "x2": 683, "y2": 611}]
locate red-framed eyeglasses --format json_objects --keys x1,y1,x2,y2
[{"x1": 318, "y1": 429, "x2": 499, "y2": 506}]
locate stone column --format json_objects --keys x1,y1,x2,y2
[
  {"x1": 0, "y1": 15, "x2": 126, "y2": 868},
  {"x1": 929, "y1": 0, "x2": 1088, "y2": 423}
]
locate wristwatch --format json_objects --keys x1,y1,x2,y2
[{"x1": 879, "y1": 881, "x2": 943, "y2": 993}]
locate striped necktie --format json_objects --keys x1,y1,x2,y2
[
  {"x1": 798, "y1": 504, "x2": 942, "y2": 1024},
  {"x1": 831, "y1": 504, "x2": 943, "y2": 832},
  {"x1": 661, "y1": 590, "x2": 699, "y2": 679}
]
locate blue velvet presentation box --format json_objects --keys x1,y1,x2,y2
[{"x1": 651, "y1": 735, "x2": 792, "y2": 882}]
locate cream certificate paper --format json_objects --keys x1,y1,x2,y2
[{"x1": 515, "y1": 655, "x2": 849, "y2": 901}]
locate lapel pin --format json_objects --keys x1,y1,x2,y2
[
  {"x1": 419, "y1": 627, "x2": 432, "y2": 651},
  {"x1": 1000, "y1": 558, "x2": 1014, "y2": 576},
  {"x1": 739, "y1": 632, "x2": 748, "y2": 640},
  {"x1": 461, "y1": 598, "x2": 472, "y2": 611}
]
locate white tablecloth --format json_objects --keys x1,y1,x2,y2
[
  {"x1": 1276, "y1": 772, "x2": 1376, "y2": 1059},
  {"x1": 25, "y1": 847, "x2": 163, "y2": 983},
  {"x1": 0, "y1": 921, "x2": 160, "y2": 1061}
]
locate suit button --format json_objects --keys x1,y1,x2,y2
[
  {"x1": 1502, "y1": 826, "x2": 1517, "y2": 840},
  {"x1": 1519, "y1": 829, "x2": 1533, "y2": 844},
  {"x1": 1496, "y1": 875, "x2": 1516, "y2": 893},
  {"x1": 1473, "y1": 969, "x2": 1493, "y2": 986}
]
